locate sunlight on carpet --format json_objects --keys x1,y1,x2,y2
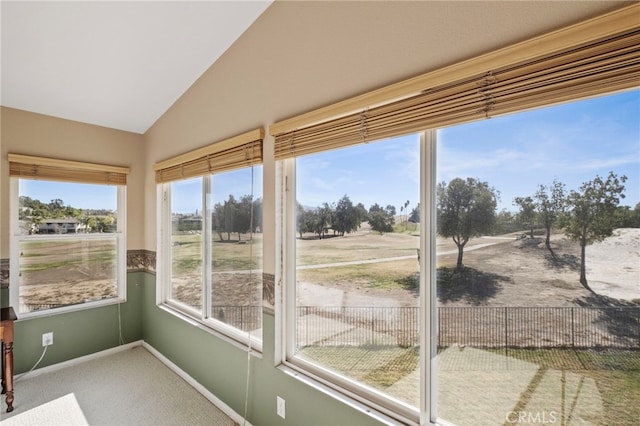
[{"x1": 1, "y1": 393, "x2": 88, "y2": 426}]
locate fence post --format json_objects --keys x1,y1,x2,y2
[
  {"x1": 504, "y1": 307, "x2": 508, "y2": 357},
  {"x1": 571, "y1": 307, "x2": 575, "y2": 348}
]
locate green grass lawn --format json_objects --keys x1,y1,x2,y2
[{"x1": 301, "y1": 345, "x2": 639, "y2": 424}]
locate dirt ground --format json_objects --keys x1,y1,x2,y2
[
  {"x1": 298, "y1": 228, "x2": 640, "y2": 309},
  {"x1": 20, "y1": 228, "x2": 639, "y2": 311}
]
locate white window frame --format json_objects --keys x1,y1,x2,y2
[
  {"x1": 157, "y1": 172, "x2": 263, "y2": 352},
  {"x1": 278, "y1": 130, "x2": 436, "y2": 425},
  {"x1": 9, "y1": 178, "x2": 127, "y2": 318}
]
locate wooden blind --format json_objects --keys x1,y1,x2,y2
[
  {"x1": 8, "y1": 153, "x2": 129, "y2": 185},
  {"x1": 271, "y1": 4, "x2": 639, "y2": 160},
  {"x1": 154, "y1": 128, "x2": 264, "y2": 183}
]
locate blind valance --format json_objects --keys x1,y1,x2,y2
[
  {"x1": 8, "y1": 153, "x2": 129, "y2": 185},
  {"x1": 154, "y1": 128, "x2": 264, "y2": 183},
  {"x1": 271, "y1": 4, "x2": 639, "y2": 160}
]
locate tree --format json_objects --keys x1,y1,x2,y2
[
  {"x1": 401, "y1": 200, "x2": 410, "y2": 231},
  {"x1": 334, "y1": 195, "x2": 359, "y2": 236},
  {"x1": 437, "y1": 177, "x2": 498, "y2": 269},
  {"x1": 534, "y1": 179, "x2": 566, "y2": 252},
  {"x1": 235, "y1": 195, "x2": 254, "y2": 240},
  {"x1": 409, "y1": 203, "x2": 420, "y2": 225},
  {"x1": 513, "y1": 196, "x2": 536, "y2": 238},
  {"x1": 355, "y1": 202, "x2": 368, "y2": 226},
  {"x1": 319, "y1": 202, "x2": 334, "y2": 238},
  {"x1": 296, "y1": 202, "x2": 307, "y2": 238},
  {"x1": 564, "y1": 172, "x2": 626, "y2": 291},
  {"x1": 212, "y1": 195, "x2": 238, "y2": 241},
  {"x1": 368, "y1": 203, "x2": 395, "y2": 233}
]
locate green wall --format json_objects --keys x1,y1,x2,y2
[
  {"x1": 10, "y1": 271, "x2": 383, "y2": 425},
  {"x1": 140, "y1": 272, "x2": 383, "y2": 426},
  {"x1": 12, "y1": 272, "x2": 144, "y2": 373}
]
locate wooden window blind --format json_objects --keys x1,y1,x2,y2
[
  {"x1": 271, "y1": 4, "x2": 639, "y2": 160},
  {"x1": 8, "y1": 153, "x2": 129, "y2": 185},
  {"x1": 154, "y1": 128, "x2": 264, "y2": 183}
]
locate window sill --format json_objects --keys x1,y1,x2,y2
[
  {"x1": 277, "y1": 361, "x2": 418, "y2": 426},
  {"x1": 16, "y1": 296, "x2": 127, "y2": 320},
  {"x1": 158, "y1": 302, "x2": 263, "y2": 356}
]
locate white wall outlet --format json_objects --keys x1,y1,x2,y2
[
  {"x1": 42, "y1": 332, "x2": 53, "y2": 347},
  {"x1": 277, "y1": 396, "x2": 285, "y2": 419}
]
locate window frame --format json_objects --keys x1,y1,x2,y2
[
  {"x1": 157, "y1": 169, "x2": 264, "y2": 352},
  {"x1": 279, "y1": 131, "x2": 436, "y2": 425},
  {"x1": 9, "y1": 177, "x2": 127, "y2": 318}
]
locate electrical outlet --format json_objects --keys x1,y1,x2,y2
[
  {"x1": 42, "y1": 332, "x2": 53, "y2": 347},
  {"x1": 277, "y1": 396, "x2": 285, "y2": 419}
]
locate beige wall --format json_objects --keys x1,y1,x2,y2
[
  {"x1": 0, "y1": 107, "x2": 145, "y2": 256},
  {"x1": 142, "y1": 0, "x2": 628, "y2": 267}
]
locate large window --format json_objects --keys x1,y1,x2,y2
[
  {"x1": 273, "y1": 10, "x2": 638, "y2": 423},
  {"x1": 156, "y1": 129, "x2": 264, "y2": 348},
  {"x1": 433, "y1": 91, "x2": 639, "y2": 426},
  {"x1": 9, "y1": 155, "x2": 128, "y2": 317},
  {"x1": 287, "y1": 134, "x2": 421, "y2": 417},
  {"x1": 282, "y1": 90, "x2": 639, "y2": 424}
]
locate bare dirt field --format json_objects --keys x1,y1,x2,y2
[
  {"x1": 20, "y1": 228, "x2": 639, "y2": 312},
  {"x1": 298, "y1": 227, "x2": 640, "y2": 309}
]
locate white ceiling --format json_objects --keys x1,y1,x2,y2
[{"x1": 1, "y1": 0, "x2": 272, "y2": 134}]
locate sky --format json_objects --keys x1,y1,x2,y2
[
  {"x1": 298, "y1": 89, "x2": 639, "y2": 213},
  {"x1": 19, "y1": 90, "x2": 639, "y2": 215}
]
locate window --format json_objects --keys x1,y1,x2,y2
[
  {"x1": 9, "y1": 155, "x2": 128, "y2": 317},
  {"x1": 284, "y1": 134, "x2": 422, "y2": 419},
  {"x1": 273, "y1": 6, "x2": 638, "y2": 424},
  {"x1": 433, "y1": 91, "x2": 639, "y2": 426},
  {"x1": 156, "y1": 129, "x2": 264, "y2": 348},
  {"x1": 282, "y1": 91, "x2": 639, "y2": 425}
]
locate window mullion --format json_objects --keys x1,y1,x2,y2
[
  {"x1": 203, "y1": 176, "x2": 212, "y2": 320},
  {"x1": 284, "y1": 159, "x2": 297, "y2": 359},
  {"x1": 420, "y1": 130, "x2": 438, "y2": 424}
]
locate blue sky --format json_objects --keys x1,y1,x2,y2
[
  {"x1": 437, "y1": 90, "x2": 639, "y2": 211},
  {"x1": 19, "y1": 90, "x2": 639, "y2": 214},
  {"x1": 298, "y1": 90, "x2": 639, "y2": 213},
  {"x1": 19, "y1": 180, "x2": 117, "y2": 210}
]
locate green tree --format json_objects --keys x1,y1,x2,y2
[
  {"x1": 534, "y1": 179, "x2": 566, "y2": 252},
  {"x1": 319, "y1": 202, "x2": 334, "y2": 238},
  {"x1": 334, "y1": 195, "x2": 359, "y2": 236},
  {"x1": 96, "y1": 216, "x2": 115, "y2": 232},
  {"x1": 296, "y1": 202, "x2": 307, "y2": 238},
  {"x1": 564, "y1": 172, "x2": 626, "y2": 291},
  {"x1": 306, "y1": 209, "x2": 325, "y2": 239},
  {"x1": 437, "y1": 177, "x2": 498, "y2": 269},
  {"x1": 355, "y1": 202, "x2": 368, "y2": 225},
  {"x1": 84, "y1": 216, "x2": 98, "y2": 233},
  {"x1": 513, "y1": 196, "x2": 536, "y2": 238},
  {"x1": 368, "y1": 203, "x2": 395, "y2": 233},
  {"x1": 409, "y1": 203, "x2": 420, "y2": 224},
  {"x1": 212, "y1": 195, "x2": 238, "y2": 241},
  {"x1": 234, "y1": 195, "x2": 250, "y2": 240}
]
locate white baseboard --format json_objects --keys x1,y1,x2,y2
[
  {"x1": 142, "y1": 341, "x2": 252, "y2": 426},
  {"x1": 15, "y1": 340, "x2": 143, "y2": 382}
]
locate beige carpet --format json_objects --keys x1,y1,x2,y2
[{"x1": 1, "y1": 346, "x2": 237, "y2": 426}]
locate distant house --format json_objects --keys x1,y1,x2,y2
[{"x1": 36, "y1": 218, "x2": 87, "y2": 234}]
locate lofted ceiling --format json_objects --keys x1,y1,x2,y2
[
  {"x1": 1, "y1": 0, "x2": 272, "y2": 134},
  {"x1": 0, "y1": 1, "x2": 632, "y2": 135}
]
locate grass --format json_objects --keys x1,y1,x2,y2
[
  {"x1": 301, "y1": 345, "x2": 639, "y2": 423},
  {"x1": 495, "y1": 349, "x2": 640, "y2": 425},
  {"x1": 299, "y1": 258, "x2": 419, "y2": 290}
]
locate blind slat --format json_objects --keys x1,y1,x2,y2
[
  {"x1": 274, "y1": 20, "x2": 640, "y2": 160},
  {"x1": 8, "y1": 154, "x2": 129, "y2": 185},
  {"x1": 155, "y1": 129, "x2": 264, "y2": 183}
]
